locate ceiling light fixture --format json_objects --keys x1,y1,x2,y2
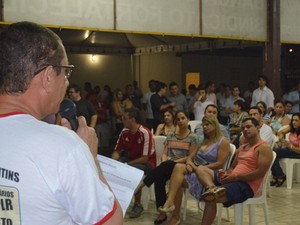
[{"x1": 91, "y1": 54, "x2": 97, "y2": 62}]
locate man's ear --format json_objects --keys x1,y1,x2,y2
[{"x1": 41, "y1": 66, "x2": 54, "y2": 92}]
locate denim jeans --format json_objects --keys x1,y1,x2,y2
[{"x1": 271, "y1": 147, "x2": 300, "y2": 177}]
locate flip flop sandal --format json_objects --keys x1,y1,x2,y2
[
  {"x1": 276, "y1": 175, "x2": 286, "y2": 187},
  {"x1": 213, "y1": 186, "x2": 227, "y2": 200},
  {"x1": 201, "y1": 186, "x2": 226, "y2": 202},
  {"x1": 201, "y1": 186, "x2": 216, "y2": 202},
  {"x1": 270, "y1": 177, "x2": 278, "y2": 186}
]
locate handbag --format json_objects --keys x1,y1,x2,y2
[{"x1": 193, "y1": 154, "x2": 209, "y2": 166}]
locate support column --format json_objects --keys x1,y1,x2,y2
[
  {"x1": 263, "y1": 0, "x2": 281, "y2": 99},
  {"x1": 0, "y1": 0, "x2": 3, "y2": 21}
]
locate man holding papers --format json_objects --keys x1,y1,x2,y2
[{"x1": 112, "y1": 107, "x2": 156, "y2": 218}]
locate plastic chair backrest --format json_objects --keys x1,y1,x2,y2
[
  {"x1": 271, "y1": 134, "x2": 277, "y2": 148},
  {"x1": 223, "y1": 143, "x2": 236, "y2": 170},
  {"x1": 255, "y1": 151, "x2": 277, "y2": 199},
  {"x1": 188, "y1": 120, "x2": 202, "y2": 133},
  {"x1": 153, "y1": 135, "x2": 167, "y2": 166}
]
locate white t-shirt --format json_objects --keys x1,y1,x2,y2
[
  {"x1": 0, "y1": 114, "x2": 116, "y2": 225},
  {"x1": 260, "y1": 123, "x2": 274, "y2": 146},
  {"x1": 240, "y1": 123, "x2": 273, "y2": 147},
  {"x1": 251, "y1": 86, "x2": 275, "y2": 109},
  {"x1": 286, "y1": 90, "x2": 300, "y2": 113},
  {"x1": 193, "y1": 100, "x2": 214, "y2": 120},
  {"x1": 142, "y1": 91, "x2": 155, "y2": 119}
]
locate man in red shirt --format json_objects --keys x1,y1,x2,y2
[{"x1": 112, "y1": 107, "x2": 156, "y2": 218}]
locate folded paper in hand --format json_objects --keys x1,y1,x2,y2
[{"x1": 97, "y1": 155, "x2": 144, "y2": 216}]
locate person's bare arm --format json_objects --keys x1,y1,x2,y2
[
  {"x1": 61, "y1": 116, "x2": 123, "y2": 224},
  {"x1": 161, "y1": 145, "x2": 169, "y2": 162},
  {"x1": 223, "y1": 144, "x2": 273, "y2": 183},
  {"x1": 127, "y1": 156, "x2": 149, "y2": 165},
  {"x1": 155, "y1": 124, "x2": 163, "y2": 136},
  {"x1": 160, "y1": 102, "x2": 176, "y2": 111},
  {"x1": 281, "y1": 116, "x2": 291, "y2": 127},
  {"x1": 112, "y1": 101, "x2": 123, "y2": 117},
  {"x1": 207, "y1": 139, "x2": 230, "y2": 170},
  {"x1": 184, "y1": 144, "x2": 198, "y2": 173},
  {"x1": 277, "y1": 125, "x2": 291, "y2": 140},
  {"x1": 111, "y1": 150, "x2": 120, "y2": 160},
  {"x1": 89, "y1": 114, "x2": 97, "y2": 128}
]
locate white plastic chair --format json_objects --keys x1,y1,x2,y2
[
  {"x1": 182, "y1": 143, "x2": 236, "y2": 221},
  {"x1": 216, "y1": 143, "x2": 236, "y2": 224},
  {"x1": 218, "y1": 151, "x2": 276, "y2": 225},
  {"x1": 266, "y1": 134, "x2": 278, "y2": 197},
  {"x1": 141, "y1": 136, "x2": 166, "y2": 209},
  {"x1": 188, "y1": 120, "x2": 202, "y2": 133},
  {"x1": 279, "y1": 132, "x2": 300, "y2": 189},
  {"x1": 154, "y1": 136, "x2": 167, "y2": 166},
  {"x1": 280, "y1": 157, "x2": 300, "y2": 189}
]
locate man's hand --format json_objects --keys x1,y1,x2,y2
[
  {"x1": 220, "y1": 173, "x2": 238, "y2": 183},
  {"x1": 61, "y1": 116, "x2": 98, "y2": 158}
]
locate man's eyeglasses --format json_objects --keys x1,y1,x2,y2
[{"x1": 34, "y1": 64, "x2": 74, "y2": 79}]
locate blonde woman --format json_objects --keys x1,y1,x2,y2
[{"x1": 158, "y1": 115, "x2": 230, "y2": 225}]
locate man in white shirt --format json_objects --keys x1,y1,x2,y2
[
  {"x1": 251, "y1": 76, "x2": 275, "y2": 114},
  {"x1": 205, "y1": 81, "x2": 217, "y2": 105},
  {"x1": 286, "y1": 81, "x2": 300, "y2": 114},
  {"x1": 189, "y1": 85, "x2": 214, "y2": 121},
  {"x1": 0, "y1": 21, "x2": 123, "y2": 225},
  {"x1": 240, "y1": 106, "x2": 274, "y2": 146}
]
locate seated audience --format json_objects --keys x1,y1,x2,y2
[
  {"x1": 194, "y1": 104, "x2": 230, "y2": 141},
  {"x1": 197, "y1": 118, "x2": 273, "y2": 225},
  {"x1": 228, "y1": 100, "x2": 248, "y2": 141},
  {"x1": 158, "y1": 115, "x2": 230, "y2": 225},
  {"x1": 271, "y1": 113, "x2": 300, "y2": 187},
  {"x1": 239, "y1": 106, "x2": 274, "y2": 147},
  {"x1": 256, "y1": 101, "x2": 271, "y2": 124},
  {"x1": 155, "y1": 109, "x2": 177, "y2": 136},
  {"x1": 111, "y1": 108, "x2": 156, "y2": 218},
  {"x1": 284, "y1": 100, "x2": 293, "y2": 119},
  {"x1": 135, "y1": 111, "x2": 197, "y2": 224},
  {"x1": 270, "y1": 100, "x2": 291, "y2": 136}
]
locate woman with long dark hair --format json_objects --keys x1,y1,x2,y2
[
  {"x1": 270, "y1": 100, "x2": 290, "y2": 136},
  {"x1": 271, "y1": 113, "x2": 300, "y2": 187},
  {"x1": 135, "y1": 111, "x2": 197, "y2": 224},
  {"x1": 155, "y1": 109, "x2": 177, "y2": 136}
]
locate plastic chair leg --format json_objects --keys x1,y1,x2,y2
[
  {"x1": 296, "y1": 164, "x2": 300, "y2": 183},
  {"x1": 263, "y1": 202, "x2": 270, "y2": 225},
  {"x1": 141, "y1": 186, "x2": 149, "y2": 210},
  {"x1": 234, "y1": 203, "x2": 244, "y2": 225},
  {"x1": 286, "y1": 162, "x2": 295, "y2": 189},
  {"x1": 217, "y1": 203, "x2": 223, "y2": 225},
  {"x1": 248, "y1": 205, "x2": 256, "y2": 225}
]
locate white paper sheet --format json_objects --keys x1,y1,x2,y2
[{"x1": 97, "y1": 155, "x2": 144, "y2": 216}]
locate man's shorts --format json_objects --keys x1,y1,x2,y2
[
  {"x1": 213, "y1": 171, "x2": 254, "y2": 207},
  {"x1": 119, "y1": 155, "x2": 154, "y2": 175}
]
